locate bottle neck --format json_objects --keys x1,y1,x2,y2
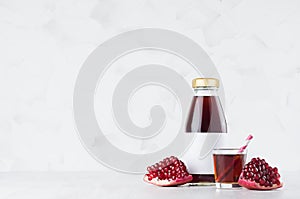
[{"x1": 194, "y1": 87, "x2": 218, "y2": 96}]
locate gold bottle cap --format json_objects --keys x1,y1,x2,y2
[{"x1": 192, "y1": 78, "x2": 219, "y2": 88}]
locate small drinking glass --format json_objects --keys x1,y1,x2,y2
[{"x1": 213, "y1": 148, "x2": 247, "y2": 188}]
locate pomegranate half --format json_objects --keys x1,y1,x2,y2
[
  {"x1": 144, "y1": 156, "x2": 193, "y2": 186},
  {"x1": 238, "y1": 157, "x2": 283, "y2": 190}
]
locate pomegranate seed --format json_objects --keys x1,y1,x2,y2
[
  {"x1": 259, "y1": 179, "x2": 265, "y2": 186},
  {"x1": 276, "y1": 180, "x2": 281, "y2": 185}
]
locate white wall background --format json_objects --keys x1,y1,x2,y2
[{"x1": 0, "y1": 0, "x2": 300, "y2": 172}]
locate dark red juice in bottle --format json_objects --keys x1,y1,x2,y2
[{"x1": 186, "y1": 96, "x2": 224, "y2": 133}]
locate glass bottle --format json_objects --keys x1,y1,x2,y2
[{"x1": 183, "y1": 78, "x2": 227, "y2": 184}]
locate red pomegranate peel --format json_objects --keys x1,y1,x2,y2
[{"x1": 215, "y1": 134, "x2": 253, "y2": 182}]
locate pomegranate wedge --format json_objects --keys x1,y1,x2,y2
[
  {"x1": 144, "y1": 156, "x2": 193, "y2": 187},
  {"x1": 238, "y1": 157, "x2": 283, "y2": 190}
]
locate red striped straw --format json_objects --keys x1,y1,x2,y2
[{"x1": 238, "y1": 134, "x2": 253, "y2": 153}]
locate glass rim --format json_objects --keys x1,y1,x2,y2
[
  {"x1": 213, "y1": 148, "x2": 240, "y2": 150},
  {"x1": 213, "y1": 148, "x2": 247, "y2": 154}
]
